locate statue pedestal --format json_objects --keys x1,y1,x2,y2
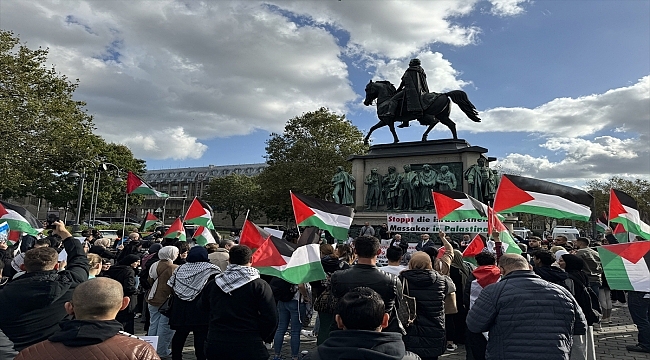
[{"x1": 349, "y1": 139, "x2": 491, "y2": 223}]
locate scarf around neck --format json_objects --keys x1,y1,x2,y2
[
  {"x1": 168, "y1": 262, "x2": 221, "y2": 301},
  {"x1": 214, "y1": 264, "x2": 260, "y2": 294}
]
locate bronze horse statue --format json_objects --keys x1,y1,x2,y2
[{"x1": 362, "y1": 80, "x2": 481, "y2": 144}]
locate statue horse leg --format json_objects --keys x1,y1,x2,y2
[
  {"x1": 388, "y1": 120, "x2": 399, "y2": 143},
  {"x1": 420, "y1": 114, "x2": 439, "y2": 142},
  {"x1": 364, "y1": 120, "x2": 387, "y2": 145},
  {"x1": 436, "y1": 110, "x2": 458, "y2": 140}
]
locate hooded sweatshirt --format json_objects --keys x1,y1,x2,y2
[{"x1": 307, "y1": 330, "x2": 419, "y2": 360}]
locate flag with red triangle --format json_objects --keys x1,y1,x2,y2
[
  {"x1": 252, "y1": 236, "x2": 326, "y2": 284},
  {"x1": 596, "y1": 211, "x2": 609, "y2": 233},
  {"x1": 126, "y1": 171, "x2": 168, "y2": 197},
  {"x1": 193, "y1": 226, "x2": 217, "y2": 246},
  {"x1": 462, "y1": 234, "x2": 487, "y2": 266},
  {"x1": 0, "y1": 202, "x2": 39, "y2": 245},
  {"x1": 493, "y1": 174, "x2": 593, "y2": 221},
  {"x1": 239, "y1": 219, "x2": 271, "y2": 249},
  {"x1": 488, "y1": 207, "x2": 521, "y2": 254},
  {"x1": 609, "y1": 189, "x2": 650, "y2": 240},
  {"x1": 432, "y1": 190, "x2": 487, "y2": 221},
  {"x1": 613, "y1": 223, "x2": 630, "y2": 244},
  {"x1": 597, "y1": 241, "x2": 650, "y2": 292},
  {"x1": 139, "y1": 212, "x2": 159, "y2": 232},
  {"x1": 184, "y1": 197, "x2": 214, "y2": 229},
  {"x1": 290, "y1": 192, "x2": 354, "y2": 240},
  {"x1": 164, "y1": 217, "x2": 186, "y2": 241}
]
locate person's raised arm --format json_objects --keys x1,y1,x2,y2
[{"x1": 53, "y1": 221, "x2": 89, "y2": 283}]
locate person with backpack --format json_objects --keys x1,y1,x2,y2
[
  {"x1": 270, "y1": 277, "x2": 309, "y2": 360},
  {"x1": 399, "y1": 252, "x2": 455, "y2": 360},
  {"x1": 558, "y1": 254, "x2": 601, "y2": 360}
]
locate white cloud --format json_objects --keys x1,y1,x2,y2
[
  {"x1": 118, "y1": 127, "x2": 208, "y2": 160},
  {"x1": 489, "y1": 0, "x2": 530, "y2": 16},
  {"x1": 495, "y1": 135, "x2": 649, "y2": 181},
  {"x1": 0, "y1": 0, "x2": 544, "y2": 162},
  {"x1": 465, "y1": 76, "x2": 650, "y2": 137}
]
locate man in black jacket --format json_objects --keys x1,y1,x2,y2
[
  {"x1": 0, "y1": 221, "x2": 89, "y2": 352},
  {"x1": 467, "y1": 254, "x2": 587, "y2": 360},
  {"x1": 200, "y1": 245, "x2": 278, "y2": 360},
  {"x1": 331, "y1": 236, "x2": 405, "y2": 334},
  {"x1": 306, "y1": 287, "x2": 420, "y2": 360},
  {"x1": 533, "y1": 250, "x2": 569, "y2": 288}
]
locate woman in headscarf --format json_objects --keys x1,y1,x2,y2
[
  {"x1": 168, "y1": 246, "x2": 221, "y2": 360},
  {"x1": 103, "y1": 253, "x2": 141, "y2": 333},
  {"x1": 559, "y1": 254, "x2": 597, "y2": 360},
  {"x1": 399, "y1": 252, "x2": 456, "y2": 360},
  {"x1": 147, "y1": 246, "x2": 179, "y2": 358},
  {"x1": 445, "y1": 249, "x2": 473, "y2": 350}
]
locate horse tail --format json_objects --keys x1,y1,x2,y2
[{"x1": 445, "y1": 90, "x2": 481, "y2": 122}]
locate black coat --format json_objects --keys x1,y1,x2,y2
[
  {"x1": 199, "y1": 278, "x2": 278, "y2": 343},
  {"x1": 0, "y1": 237, "x2": 89, "y2": 351},
  {"x1": 103, "y1": 265, "x2": 138, "y2": 314},
  {"x1": 399, "y1": 269, "x2": 450, "y2": 359},
  {"x1": 305, "y1": 330, "x2": 421, "y2": 360},
  {"x1": 466, "y1": 270, "x2": 587, "y2": 360},
  {"x1": 331, "y1": 264, "x2": 403, "y2": 334}
]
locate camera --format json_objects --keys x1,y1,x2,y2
[{"x1": 46, "y1": 213, "x2": 60, "y2": 230}]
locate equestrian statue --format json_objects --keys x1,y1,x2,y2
[{"x1": 362, "y1": 58, "x2": 481, "y2": 144}]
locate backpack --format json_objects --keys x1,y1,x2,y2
[{"x1": 270, "y1": 277, "x2": 298, "y2": 302}]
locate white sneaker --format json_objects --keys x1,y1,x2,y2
[
  {"x1": 447, "y1": 343, "x2": 457, "y2": 351},
  {"x1": 301, "y1": 329, "x2": 315, "y2": 338}
]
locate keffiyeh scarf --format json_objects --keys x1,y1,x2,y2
[
  {"x1": 168, "y1": 262, "x2": 221, "y2": 301},
  {"x1": 214, "y1": 264, "x2": 260, "y2": 294}
]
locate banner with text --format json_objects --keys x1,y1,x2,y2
[{"x1": 387, "y1": 214, "x2": 488, "y2": 233}]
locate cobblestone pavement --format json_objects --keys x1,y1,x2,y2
[{"x1": 134, "y1": 303, "x2": 649, "y2": 360}]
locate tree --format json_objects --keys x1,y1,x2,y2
[
  {"x1": 586, "y1": 177, "x2": 650, "y2": 224},
  {"x1": 257, "y1": 107, "x2": 368, "y2": 222},
  {"x1": 0, "y1": 30, "x2": 96, "y2": 199},
  {"x1": 205, "y1": 173, "x2": 260, "y2": 228}
]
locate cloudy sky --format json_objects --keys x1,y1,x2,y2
[{"x1": 2, "y1": 0, "x2": 648, "y2": 186}]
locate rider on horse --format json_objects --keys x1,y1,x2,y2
[{"x1": 384, "y1": 58, "x2": 430, "y2": 128}]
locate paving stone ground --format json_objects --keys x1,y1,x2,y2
[{"x1": 134, "y1": 303, "x2": 649, "y2": 360}]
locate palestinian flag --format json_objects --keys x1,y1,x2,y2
[
  {"x1": 164, "y1": 218, "x2": 186, "y2": 241},
  {"x1": 126, "y1": 172, "x2": 168, "y2": 197},
  {"x1": 252, "y1": 237, "x2": 326, "y2": 284},
  {"x1": 290, "y1": 192, "x2": 354, "y2": 240},
  {"x1": 0, "y1": 201, "x2": 42, "y2": 230},
  {"x1": 597, "y1": 241, "x2": 650, "y2": 292},
  {"x1": 468, "y1": 265, "x2": 501, "y2": 309},
  {"x1": 596, "y1": 212, "x2": 609, "y2": 233},
  {"x1": 239, "y1": 219, "x2": 271, "y2": 249},
  {"x1": 488, "y1": 207, "x2": 521, "y2": 255},
  {"x1": 0, "y1": 202, "x2": 39, "y2": 242},
  {"x1": 184, "y1": 197, "x2": 214, "y2": 229},
  {"x1": 139, "y1": 212, "x2": 159, "y2": 232},
  {"x1": 193, "y1": 226, "x2": 217, "y2": 246},
  {"x1": 462, "y1": 234, "x2": 486, "y2": 265},
  {"x1": 609, "y1": 189, "x2": 650, "y2": 240},
  {"x1": 433, "y1": 190, "x2": 487, "y2": 221},
  {"x1": 493, "y1": 174, "x2": 593, "y2": 221},
  {"x1": 613, "y1": 222, "x2": 630, "y2": 244}
]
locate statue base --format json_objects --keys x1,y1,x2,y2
[{"x1": 349, "y1": 138, "x2": 492, "y2": 221}]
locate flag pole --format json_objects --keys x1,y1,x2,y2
[
  {"x1": 122, "y1": 193, "x2": 128, "y2": 242},
  {"x1": 289, "y1": 190, "x2": 301, "y2": 237},
  {"x1": 240, "y1": 209, "x2": 250, "y2": 237}
]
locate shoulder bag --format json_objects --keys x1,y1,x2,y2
[{"x1": 397, "y1": 277, "x2": 417, "y2": 327}]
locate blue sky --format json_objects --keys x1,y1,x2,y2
[{"x1": 1, "y1": 0, "x2": 648, "y2": 185}]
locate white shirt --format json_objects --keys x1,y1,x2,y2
[{"x1": 381, "y1": 265, "x2": 406, "y2": 276}]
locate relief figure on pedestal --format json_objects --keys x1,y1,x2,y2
[
  {"x1": 397, "y1": 164, "x2": 420, "y2": 211},
  {"x1": 463, "y1": 157, "x2": 494, "y2": 204},
  {"x1": 418, "y1": 164, "x2": 437, "y2": 210},
  {"x1": 364, "y1": 168, "x2": 383, "y2": 211},
  {"x1": 383, "y1": 166, "x2": 399, "y2": 210},
  {"x1": 436, "y1": 165, "x2": 457, "y2": 191}
]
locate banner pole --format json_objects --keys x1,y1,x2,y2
[{"x1": 122, "y1": 193, "x2": 128, "y2": 240}]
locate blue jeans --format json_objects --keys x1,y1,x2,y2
[
  {"x1": 148, "y1": 304, "x2": 176, "y2": 357},
  {"x1": 628, "y1": 291, "x2": 650, "y2": 349},
  {"x1": 273, "y1": 300, "x2": 303, "y2": 358}
]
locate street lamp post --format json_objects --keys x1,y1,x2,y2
[
  {"x1": 90, "y1": 162, "x2": 123, "y2": 224},
  {"x1": 69, "y1": 159, "x2": 98, "y2": 233},
  {"x1": 161, "y1": 195, "x2": 188, "y2": 226}
]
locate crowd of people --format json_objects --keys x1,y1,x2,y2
[{"x1": 0, "y1": 220, "x2": 647, "y2": 360}]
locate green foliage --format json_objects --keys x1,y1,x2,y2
[
  {"x1": 0, "y1": 31, "x2": 146, "y2": 219},
  {"x1": 257, "y1": 107, "x2": 368, "y2": 222},
  {"x1": 205, "y1": 173, "x2": 261, "y2": 227},
  {"x1": 586, "y1": 177, "x2": 650, "y2": 223}
]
